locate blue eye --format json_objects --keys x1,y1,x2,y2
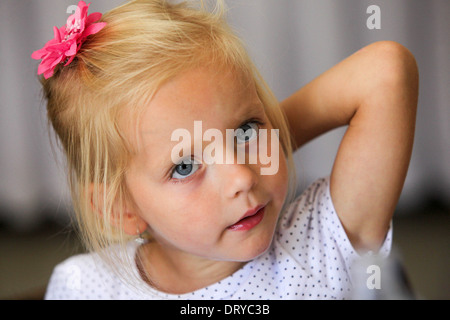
[
  {"x1": 171, "y1": 158, "x2": 200, "y2": 180},
  {"x1": 235, "y1": 121, "x2": 260, "y2": 144}
]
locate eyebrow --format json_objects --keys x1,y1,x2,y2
[
  {"x1": 149, "y1": 101, "x2": 265, "y2": 178},
  {"x1": 164, "y1": 101, "x2": 265, "y2": 162},
  {"x1": 237, "y1": 101, "x2": 265, "y2": 121}
]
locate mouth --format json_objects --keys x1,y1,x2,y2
[{"x1": 227, "y1": 204, "x2": 266, "y2": 231}]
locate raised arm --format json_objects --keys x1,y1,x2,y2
[{"x1": 281, "y1": 41, "x2": 419, "y2": 252}]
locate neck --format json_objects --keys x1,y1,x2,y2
[{"x1": 137, "y1": 241, "x2": 245, "y2": 294}]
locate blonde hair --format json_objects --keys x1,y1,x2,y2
[{"x1": 40, "y1": 0, "x2": 297, "y2": 267}]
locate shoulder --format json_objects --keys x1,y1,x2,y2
[
  {"x1": 277, "y1": 176, "x2": 335, "y2": 234},
  {"x1": 44, "y1": 242, "x2": 141, "y2": 300},
  {"x1": 276, "y1": 176, "x2": 392, "y2": 264},
  {"x1": 277, "y1": 177, "x2": 342, "y2": 239},
  {"x1": 44, "y1": 251, "x2": 107, "y2": 299}
]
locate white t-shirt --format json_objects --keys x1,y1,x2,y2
[{"x1": 45, "y1": 176, "x2": 392, "y2": 300}]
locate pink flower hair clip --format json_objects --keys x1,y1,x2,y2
[{"x1": 31, "y1": 1, "x2": 106, "y2": 79}]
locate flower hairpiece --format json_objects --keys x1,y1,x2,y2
[{"x1": 31, "y1": 1, "x2": 106, "y2": 79}]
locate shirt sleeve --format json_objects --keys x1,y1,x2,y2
[
  {"x1": 44, "y1": 252, "x2": 114, "y2": 300},
  {"x1": 45, "y1": 256, "x2": 85, "y2": 300},
  {"x1": 276, "y1": 176, "x2": 393, "y2": 284},
  {"x1": 321, "y1": 176, "x2": 392, "y2": 260},
  {"x1": 45, "y1": 243, "x2": 147, "y2": 300}
]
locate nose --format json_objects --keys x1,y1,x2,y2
[{"x1": 219, "y1": 162, "x2": 258, "y2": 199}]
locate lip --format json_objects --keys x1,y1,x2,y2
[{"x1": 227, "y1": 204, "x2": 266, "y2": 231}]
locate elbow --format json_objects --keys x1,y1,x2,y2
[
  {"x1": 363, "y1": 41, "x2": 419, "y2": 111},
  {"x1": 372, "y1": 41, "x2": 418, "y2": 90}
]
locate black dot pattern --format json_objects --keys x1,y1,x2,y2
[{"x1": 45, "y1": 177, "x2": 392, "y2": 300}]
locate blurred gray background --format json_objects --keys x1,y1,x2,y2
[{"x1": 0, "y1": 0, "x2": 449, "y2": 299}]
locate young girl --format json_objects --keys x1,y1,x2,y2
[{"x1": 33, "y1": 0, "x2": 418, "y2": 300}]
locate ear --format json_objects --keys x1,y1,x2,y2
[{"x1": 88, "y1": 183, "x2": 148, "y2": 236}]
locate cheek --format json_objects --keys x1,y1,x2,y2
[
  {"x1": 144, "y1": 191, "x2": 220, "y2": 241},
  {"x1": 267, "y1": 150, "x2": 289, "y2": 205},
  {"x1": 150, "y1": 206, "x2": 225, "y2": 258}
]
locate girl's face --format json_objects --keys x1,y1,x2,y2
[{"x1": 124, "y1": 67, "x2": 288, "y2": 264}]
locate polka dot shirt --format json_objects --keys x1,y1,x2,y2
[{"x1": 45, "y1": 177, "x2": 392, "y2": 300}]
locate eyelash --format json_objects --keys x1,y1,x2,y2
[
  {"x1": 243, "y1": 119, "x2": 264, "y2": 128},
  {"x1": 168, "y1": 158, "x2": 200, "y2": 185},
  {"x1": 168, "y1": 119, "x2": 265, "y2": 185}
]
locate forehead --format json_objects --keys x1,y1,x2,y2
[
  {"x1": 128, "y1": 66, "x2": 262, "y2": 159},
  {"x1": 152, "y1": 67, "x2": 255, "y2": 119}
]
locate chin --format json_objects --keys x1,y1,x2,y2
[{"x1": 232, "y1": 234, "x2": 274, "y2": 262}]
